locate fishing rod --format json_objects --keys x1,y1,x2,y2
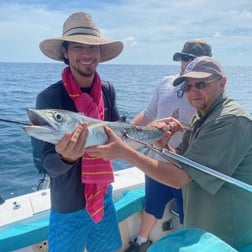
[
  {"x1": 125, "y1": 134, "x2": 252, "y2": 193},
  {"x1": 0, "y1": 118, "x2": 31, "y2": 126},
  {"x1": 161, "y1": 148, "x2": 252, "y2": 193}
]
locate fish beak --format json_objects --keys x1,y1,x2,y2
[{"x1": 26, "y1": 109, "x2": 56, "y2": 130}]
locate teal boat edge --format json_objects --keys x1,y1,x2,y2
[{"x1": 0, "y1": 188, "x2": 145, "y2": 251}]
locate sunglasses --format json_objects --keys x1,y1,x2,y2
[
  {"x1": 181, "y1": 54, "x2": 196, "y2": 62},
  {"x1": 182, "y1": 77, "x2": 222, "y2": 92}
]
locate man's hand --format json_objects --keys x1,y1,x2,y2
[
  {"x1": 147, "y1": 117, "x2": 184, "y2": 149},
  {"x1": 86, "y1": 126, "x2": 128, "y2": 160},
  {"x1": 56, "y1": 123, "x2": 89, "y2": 163}
]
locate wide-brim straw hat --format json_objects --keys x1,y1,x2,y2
[{"x1": 40, "y1": 12, "x2": 123, "y2": 63}]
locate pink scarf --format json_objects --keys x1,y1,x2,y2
[{"x1": 62, "y1": 67, "x2": 114, "y2": 223}]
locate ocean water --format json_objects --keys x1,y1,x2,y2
[{"x1": 0, "y1": 62, "x2": 251, "y2": 200}]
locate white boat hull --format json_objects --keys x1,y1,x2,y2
[{"x1": 0, "y1": 167, "x2": 180, "y2": 252}]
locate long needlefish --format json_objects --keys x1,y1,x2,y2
[{"x1": 24, "y1": 109, "x2": 165, "y2": 149}]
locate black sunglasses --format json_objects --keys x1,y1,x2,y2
[
  {"x1": 182, "y1": 78, "x2": 222, "y2": 92},
  {"x1": 181, "y1": 54, "x2": 196, "y2": 62}
]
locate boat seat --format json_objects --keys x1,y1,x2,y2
[
  {"x1": 238, "y1": 244, "x2": 252, "y2": 252},
  {"x1": 115, "y1": 188, "x2": 145, "y2": 222},
  {"x1": 147, "y1": 227, "x2": 238, "y2": 252}
]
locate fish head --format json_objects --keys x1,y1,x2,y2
[{"x1": 24, "y1": 109, "x2": 83, "y2": 144}]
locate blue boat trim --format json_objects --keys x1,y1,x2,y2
[{"x1": 0, "y1": 189, "x2": 145, "y2": 251}]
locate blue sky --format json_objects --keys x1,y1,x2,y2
[{"x1": 1, "y1": 0, "x2": 252, "y2": 66}]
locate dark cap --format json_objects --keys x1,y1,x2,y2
[
  {"x1": 173, "y1": 39, "x2": 212, "y2": 61},
  {"x1": 173, "y1": 56, "x2": 224, "y2": 86}
]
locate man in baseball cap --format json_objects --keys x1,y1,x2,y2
[
  {"x1": 86, "y1": 56, "x2": 252, "y2": 252},
  {"x1": 173, "y1": 39, "x2": 212, "y2": 62},
  {"x1": 173, "y1": 39, "x2": 212, "y2": 77},
  {"x1": 125, "y1": 39, "x2": 213, "y2": 252}
]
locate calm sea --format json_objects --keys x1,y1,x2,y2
[{"x1": 0, "y1": 62, "x2": 251, "y2": 200}]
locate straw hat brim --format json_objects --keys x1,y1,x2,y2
[
  {"x1": 39, "y1": 34, "x2": 123, "y2": 62},
  {"x1": 173, "y1": 72, "x2": 213, "y2": 86}
]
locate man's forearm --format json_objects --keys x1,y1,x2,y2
[{"x1": 120, "y1": 144, "x2": 191, "y2": 188}]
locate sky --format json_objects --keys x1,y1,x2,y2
[{"x1": 1, "y1": 0, "x2": 252, "y2": 66}]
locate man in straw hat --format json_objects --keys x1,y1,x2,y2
[
  {"x1": 32, "y1": 12, "x2": 123, "y2": 252},
  {"x1": 127, "y1": 39, "x2": 211, "y2": 252},
  {"x1": 86, "y1": 56, "x2": 252, "y2": 251}
]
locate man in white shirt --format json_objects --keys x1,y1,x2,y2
[{"x1": 126, "y1": 39, "x2": 212, "y2": 252}]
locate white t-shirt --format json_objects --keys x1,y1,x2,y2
[{"x1": 143, "y1": 74, "x2": 195, "y2": 148}]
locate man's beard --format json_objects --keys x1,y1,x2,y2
[{"x1": 72, "y1": 64, "x2": 95, "y2": 78}]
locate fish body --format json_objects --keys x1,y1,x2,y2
[{"x1": 24, "y1": 109, "x2": 164, "y2": 149}]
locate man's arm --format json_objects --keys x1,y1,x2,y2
[
  {"x1": 86, "y1": 126, "x2": 192, "y2": 188},
  {"x1": 131, "y1": 112, "x2": 152, "y2": 126}
]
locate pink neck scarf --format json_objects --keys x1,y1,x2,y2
[{"x1": 62, "y1": 67, "x2": 114, "y2": 223}]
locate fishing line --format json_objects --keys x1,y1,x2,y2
[{"x1": 0, "y1": 118, "x2": 31, "y2": 126}]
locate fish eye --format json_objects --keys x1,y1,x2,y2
[{"x1": 53, "y1": 112, "x2": 64, "y2": 122}]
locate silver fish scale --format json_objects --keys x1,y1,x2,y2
[{"x1": 86, "y1": 122, "x2": 164, "y2": 149}]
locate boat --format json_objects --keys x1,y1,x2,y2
[
  {"x1": 0, "y1": 166, "x2": 182, "y2": 252},
  {"x1": 2, "y1": 164, "x2": 252, "y2": 252},
  {"x1": 2, "y1": 155, "x2": 252, "y2": 252}
]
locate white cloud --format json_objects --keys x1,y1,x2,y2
[
  {"x1": 123, "y1": 36, "x2": 138, "y2": 47},
  {"x1": 1, "y1": 0, "x2": 252, "y2": 66},
  {"x1": 213, "y1": 32, "x2": 222, "y2": 39}
]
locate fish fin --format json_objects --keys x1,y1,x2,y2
[{"x1": 118, "y1": 115, "x2": 127, "y2": 122}]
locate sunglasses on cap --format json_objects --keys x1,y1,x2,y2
[
  {"x1": 181, "y1": 77, "x2": 222, "y2": 92},
  {"x1": 181, "y1": 54, "x2": 196, "y2": 62}
]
